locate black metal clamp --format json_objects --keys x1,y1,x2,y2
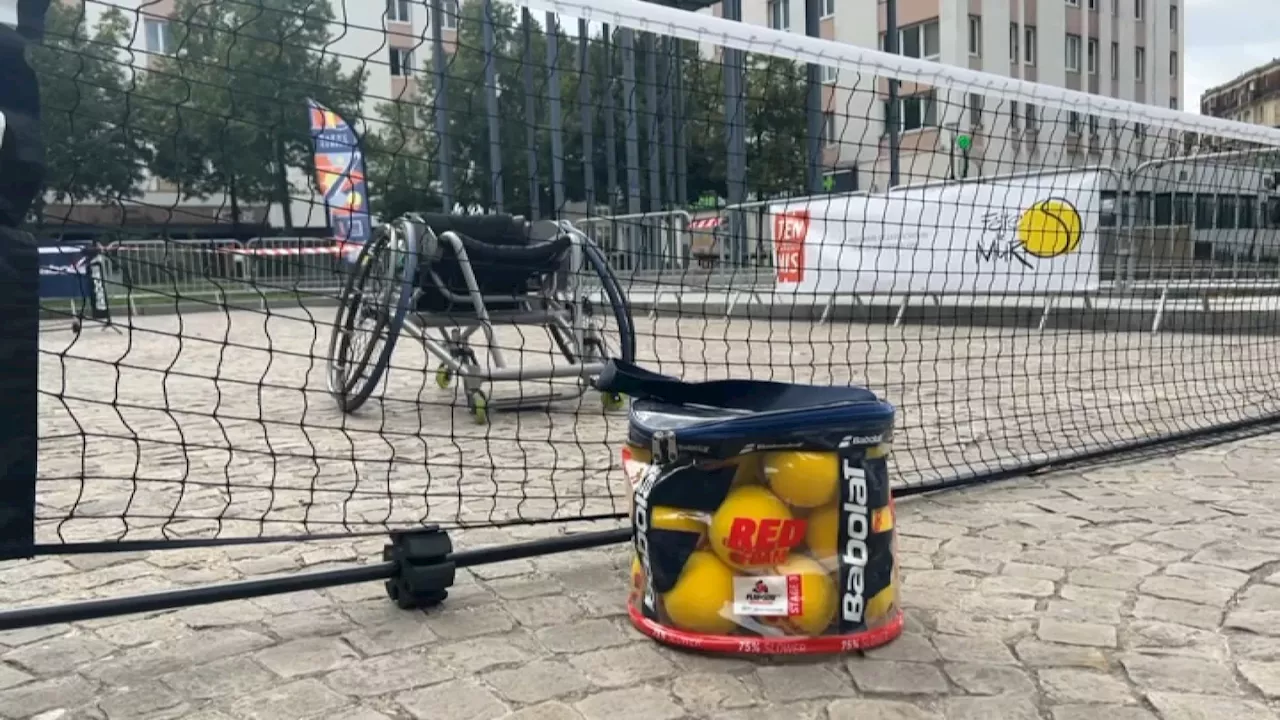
[{"x1": 382, "y1": 526, "x2": 456, "y2": 610}]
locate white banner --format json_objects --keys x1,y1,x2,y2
[{"x1": 770, "y1": 170, "x2": 1106, "y2": 296}]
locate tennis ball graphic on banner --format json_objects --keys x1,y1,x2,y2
[
  {"x1": 708, "y1": 485, "x2": 806, "y2": 570},
  {"x1": 763, "y1": 451, "x2": 839, "y2": 508},
  {"x1": 661, "y1": 549, "x2": 738, "y2": 635},
  {"x1": 764, "y1": 554, "x2": 839, "y2": 636},
  {"x1": 1017, "y1": 198, "x2": 1083, "y2": 259}
]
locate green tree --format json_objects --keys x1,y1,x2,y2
[
  {"x1": 138, "y1": 0, "x2": 365, "y2": 228},
  {"x1": 29, "y1": 2, "x2": 150, "y2": 223}
]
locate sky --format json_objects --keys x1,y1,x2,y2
[{"x1": 1183, "y1": 0, "x2": 1280, "y2": 112}]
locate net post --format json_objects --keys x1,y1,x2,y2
[
  {"x1": 885, "y1": 0, "x2": 901, "y2": 188},
  {"x1": 483, "y1": 0, "x2": 505, "y2": 211},
  {"x1": 429, "y1": 0, "x2": 453, "y2": 212},
  {"x1": 0, "y1": 20, "x2": 42, "y2": 561},
  {"x1": 804, "y1": 0, "x2": 823, "y2": 195}
]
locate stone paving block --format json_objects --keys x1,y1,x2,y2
[
  {"x1": 3, "y1": 630, "x2": 116, "y2": 675},
  {"x1": 1120, "y1": 654, "x2": 1239, "y2": 694},
  {"x1": 0, "y1": 661, "x2": 33, "y2": 690},
  {"x1": 98, "y1": 681, "x2": 186, "y2": 719},
  {"x1": 226, "y1": 678, "x2": 349, "y2": 720},
  {"x1": 566, "y1": 644, "x2": 675, "y2": 689},
  {"x1": 1133, "y1": 596, "x2": 1222, "y2": 631},
  {"x1": 1050, "y1": 706, "x2": 1157, "y2": 720},
  {"x1": 343, "y1": 617, "x2": 439, "y2": 656},
  {"x1": 941, "y1": 695, "x2": 1042, "y2": 720},
  {"x1": 424, "y1": 604, "x2": 518, "y2": 640},
  {"x1": 253, "y1": 636, "x2": 361, "y2": 679},
  {"x1": 1038, "y1": 668, "x2": 1136, "y2": 704},
  {"x1": 1225, "y1": 610, "x2": 1280, "y2": 637},
  {"x1": 1036, "y1": 619, "x2": 1118, "y2": 648},
  {"x1": 323, "y1": 649, "x2": 455, "y2": 696},
  {"x1": 1001, "y1": 561, "x2": 1066, "y2": 581},
  {"x1": 757, "y1": 664, "x2": 859, "y2": 703},
  {"x1": 846, "y1": 660, "x2": 950, "y2": 695},
  {"x1": 483, "y1": 659, "x2": 595, "y2": 704},
  {"x1": 534, "y1": 618, "x2": 631, "y2": 654},
  {"x1": 1190, "y1": 544, "x2": 1276, "y2": 572},
  {"x1": 160, "y1": 656, "x2": 278, "y2": 700},
  {"x1": 503, "y1": 701, "x2": 586, "y2": 720},
  {"x1": 827, "y1": 698, "x2": 943, "y2": 720},
  {"x1": 82, "y1": 628, "x2": 274, "y2": 685},
  {"x1": 1138, "y1": 575, "x2": 1236, "y2": 606},
  {"x1": 428, "y1": 633, "x2": 542, "y2": 675},
  {"x1": 864, "y1": 633, "x2": 941, "y2": 663},
  {"x1": 943, "y1": 663, "x2": 1036, "y2": 696},
  {"x1": 671, "y1": 672, "x2": 757, "y2": 714},
  {"x1": 1014, "y1": 640, "x2": 1109, "y2": 673},
  {"x1": 574, "y1": 686, "x2": 685, "y2": 720},
  {"x1": 1145, "y1": 692, "x2": 1276, "y2": 720},
  {"x1": 978, "y1": 575, "x2": 1056, "y2": 597},
  {"x1": 1237, "y1": 661, "x2": 1280, "y2": 699},
  {"x1": 0, "y1": 674, "x2": 99, "y2": 718},
  {"x1": 398, "y1": 678, "x2": 510, "y2": 720},
  {"x1": 930, "y1": 634, "x2": 1017, "y2": 665}
]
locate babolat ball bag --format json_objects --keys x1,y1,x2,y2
[{"x1": 599, "y1": 361, "x2": 902, "y2": 655}]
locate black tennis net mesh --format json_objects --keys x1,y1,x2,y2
[{"x1": 27, "y1": 0, "x2": 1280, "y2": 549}]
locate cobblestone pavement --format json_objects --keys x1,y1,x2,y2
[{"x1": 3, "y1": 431, "x2": 1280, "y2": 719}]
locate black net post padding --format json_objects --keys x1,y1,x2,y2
[{"x1": 0, "y1": 8, "x2": 46, "y2": 559}]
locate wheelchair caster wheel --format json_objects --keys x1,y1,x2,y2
[
  {"x1": 601, "y1": 392, "x2": 626, "y2": 411},
  {"x1": 435, "y1": 364, "x2": 453, "y2": 389},
  {"x1": 467, "y1": 390, "x2": 489, "y2": 424}
]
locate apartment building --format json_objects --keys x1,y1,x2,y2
[
  {"x1": 710, "y1": 0, "x2": 1183, "y2": 191},
  {"x1": 66, "y1": 0, "x2": 458, "y2": 229},
  {"x1": 1201, "y1": 59, "x2": 1280, "y2": 127}
]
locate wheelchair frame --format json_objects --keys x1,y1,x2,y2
[{"x1": 326, "y1": 213, "x2": 635, "y2": 422}]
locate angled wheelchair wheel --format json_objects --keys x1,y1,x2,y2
[{"x1": 326, "y1": 224, "x2": 419, "y2": 413}]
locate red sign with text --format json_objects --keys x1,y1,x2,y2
[{"x1": 773, "y1": 210, "x2": 809, "y2": 283}]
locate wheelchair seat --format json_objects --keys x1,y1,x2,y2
[
  {"x1": 417, "y1": 212, "x2": 571, "y2": 266},
  {"x1": 414, "y1": 213, "x2": 571, "y2": 313}
]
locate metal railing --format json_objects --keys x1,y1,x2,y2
[{"x1": 575, "y1": 210, "x2": 691, "y2": 274}]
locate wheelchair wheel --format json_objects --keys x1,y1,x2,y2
[{"x1": 326, "y1": 223, "x2": 418, "y2": 413}]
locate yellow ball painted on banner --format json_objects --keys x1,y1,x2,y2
[
  {"x1": 764, "y1": 553, "x2": 838, "y2": 636},
  {"x1": 708, "y1": 485, "x2": 804, "y2": 571},
  {"x1": 661, "y1": 549, "x2": 738, "y2": 635},
  {"x1": 1017, "y1": 198, "x2": 1083, "y2": 259},
  {"x1": 763, "y1": 451, "x2": 839, "y2": 509},
  {"x1": 804, "y1": 502, "x2": 840, "y2": 563}
]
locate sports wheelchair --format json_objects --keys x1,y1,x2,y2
[{"x1": 325, "y1": 212, "x2": 635, "y2": 422}]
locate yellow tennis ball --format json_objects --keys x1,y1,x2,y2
[
  {"x1": 708, "y1": 485, "x2": 804, "y2": 571},
  {"x1": 764, "y1": 553, "x2": 838, "y2": 636},
  {"x1": 763, "y1": 451, "x2": 839, "y2": 509},
  {"x1": 651, "y1": 506, "x2": 708, "y2": 542},
  {"x1": 661, "y1": 549, "x2": 738, "y2": 635},
  {"x1": 630, "y1": 553, "x2": 644, "y2": 591},
  {"x1": 805, "y1": 502, "x2": 839, "y2": 562},
  {"x1": 864, "y1": 581, "x2": 898, "y2": 625}
]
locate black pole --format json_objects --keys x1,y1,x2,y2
[
  {"x1": 804, "y1": 0, "x2": 823, "y2": 194},
  {"x1": 673, "y1": 38, "x2": 687, "y2": 208},
  {"x1": 722, "y1": 0, "x2": 747, "y2": 265},
  {"x1": 521, "y1": 9, "x2": 540, "y2": 218},
  {"x1": 578, "y1": 18, "x2": 595, "y2": 212},
  {"x1": 603, "y1": 25, "x2": 619, "y2": 212},
  {"x1": 483, "y1": 0, "x2": 504, "y2": 211},
  {"x1": 0, "y1": 527, "x2": 634, "y2": 631},
  {"x1": 547, "y1": 12, "x2": 566, "y2": 216},
  {"x1": 430, "y1": 0, "x2": 453, "y2": 211},
  {"x1": 885, "y1": 0, "x2": 901, "y2": 188}
]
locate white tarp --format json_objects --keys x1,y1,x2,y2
[{"x1": 770, "y1": 170, "x2": 1106, "y2": 296}]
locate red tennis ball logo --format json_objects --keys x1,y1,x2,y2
[{"x1": 708, "y1": 485, "x2": 806, "y2": 570}]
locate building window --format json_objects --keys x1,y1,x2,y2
[
  {"x1": 969, "y1": 93, "x2": 984, "y2": 127},
  {"x1": 1088, "y1": 113, "x2": 1100, "y2": 136},
  {"x1": 1110, "y1": 42, "x2": 1119, "y2": 80},
  {"x1": 1088, "y1": 0, "x2": 1097, "y2": 9},
  {"x1": 1025, "y1": 103, "x2": 1038, "y2": 131},
  {"x1": 387, "y1": 0, "x2": 410, "y2": 22},
  {"x1": 886, "y1": 91, "x2": 937, "y2": 133},
  {"x1": 1069, "y1": 111, "x2": 1081, "y2": 133},
  {"x1": 1067, "y1": 0, "x2": 1079, "y2": 6},
  {"x1": 1087, "y1": 38, "x2": 1098, "y2": 74},
  {"x1": 968, "y1": 15, "x2": 982, "y2": 56},
  {"x1": 1009, "y1": 23, "x2": 1019, "y2": 63},
  {"x1": 820, "y1": 0, "x2": 835, "y2": 18},
  {"x1": 1010, "y1": 100, "x2": 1021, "y2": 130},
  {"x1": 144, "y1": 18, "x2": 172, "y2": 54},
  {"x1": 899, "y1": 21, "x2": 941, "y2": 61},
  {"x1": 1065, "y1": 34, "x2": 1081, "y2": 72},
  {"x1": 822, "y1": 110, "x2": 836, "y2": 144},
  {"x1": 1170, "y1": 51, "x2": 1177, "y2": 78},
  {"x1": 822, "y1": 65, "x2": 838, "y2": 84},
  {"x1": 767, "y1": 0, "x2": 790, "y2": 31},
  {"x1": 444, "y1": 0, "x2": 459, "y2": 29},
  {"x1": 1170, "y1": 4, "x2": 1178, "y2": 31},
  {"x1": 1024, "y1": 25, "x2": 1037, "y2": 66},
  {"x1": 1134, "y1": 0, "x2": 1143, "y2": 20},
  {"x1": 389, "y1": 47, "x2": 414, "y2": 76},
  {"x1": 1135, "y1": 47, "x2": 1145, "y2": 80},
  {"x1": 1170, "y1": 96, "x2": 1178, "y2": 109}
]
